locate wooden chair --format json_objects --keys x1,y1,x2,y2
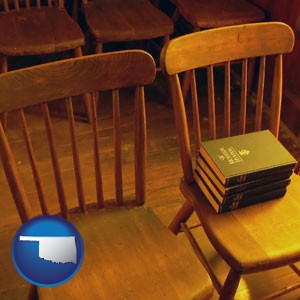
[
  {"x1": 171, "y1": 0, "x2": 265, "y2": 30},
  {"x1": 0, "y1": 50, "x2": 214, "y2": 299},
  {"x1": 168, "y1": 0, "x2": 265, "y2": 100},
  {"x1": 161, "y1": 22, "x2": 300, "y2": 299},
  {"x1": 0, "y1": 0, "x2": 92, "y2": 128},
  {"x1": 81, "y1": 0, "x2": 173, "y2": 68}
]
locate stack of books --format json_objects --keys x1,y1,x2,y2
[{"x1": 194, "y1": 130, "x2": 297, "y2": 213}]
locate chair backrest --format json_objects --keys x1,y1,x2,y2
[
  {"x1": 0, "y1": 50, "x2": 156, "y2": 223},
  {"x1": 1, "y1": 0, "x2": 64, "y2": 11},
  {"x1": 160, "y1": 22, "x2": 295, "y2": 184}
]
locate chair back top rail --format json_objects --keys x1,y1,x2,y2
[
  {"x1": 161, "y1": 22, "x2": 294, "y2": 75},
  {"x1": 0, "y1": 50, "x2": 156, "y2": 114}
]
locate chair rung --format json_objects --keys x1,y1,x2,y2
[
  {"x1": 259, "y1": 281, "x2": 300, "y2": 300},
  {"x1": 290, "y1": 264, "x2": 300, "y2": 277},
  {"x1": 178, "y1": 222, "x2": 202, "y2": 232},
  {"x1": 180, "y1": 222, "x2": 222, "y2": 294}
]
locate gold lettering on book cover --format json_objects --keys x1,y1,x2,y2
[{"x1": 219, "y1": 147, "x2": 245, "y2": 165}]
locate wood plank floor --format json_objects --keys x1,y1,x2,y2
[{"x1": 0, "y1": 71, "x2": 300, "y2": 299}]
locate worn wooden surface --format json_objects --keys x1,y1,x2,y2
[
  {"x1": 39, "y1": 206, "x2": 213, "y2": 300},
  {"x1": 161, "y1": 22, "x2": 294, "y2": 75},
  {"x1": 175, "y1": 0, "x2": 265, "y2": 29},
  {"x1": 0, "y1": 51, "x2": 156, "y2": 114},
  {"x1": 181, "y1": 174, "x2": 300, "y2": 273},
  {"x1": 83, "y1": 0, "x2": 173, "y2": 43},
  {"x1": 0, "y1": 8, "x2": 84, "y2": 56}
]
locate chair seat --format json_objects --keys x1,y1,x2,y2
[
  {"x1": 176, "y1": 0, "x2": 265, "y2": 28},
  {"x1": 38, "y1": 205, "x2": 213, "y2": 300},
  {"x1": 83, "y1": 0, "x2": 173, "y2": 42},
  {"x1": 0, "y1": 8, "x2": 84, "y2": 56},
  {"x1": 181, "y1": 174, "x2": 300, "y2": 274}
]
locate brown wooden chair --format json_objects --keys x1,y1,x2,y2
[
  {"x1": 81, "y1": 0, "x2": 173, "y2": 68},
  {"x1": 168, "y1": 0, "x2": 265, "y2": 100},
  {"x1": 0, "y1": 0, "x2": 92, "y2": 128},
  {"x1": 0, "y1": 50, "x2": 214, "y2": 299},
  {"x1": 171, "y1": 0, "x2": 265, "y2": 30},
  {"x1": 161, "y1": 22, "x2": 300, "y2": 299}
]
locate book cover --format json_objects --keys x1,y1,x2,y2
[
  {"x1": 198, "y1": 130, "x2": 296, "y2": 186},
  {"x1": 194, "y1": 167, "x2": 291, "y2": 204},
  {"x1": 194, "y1": 173, "x2": 287, "y2": 213},
  {"x1": 195, "y1": 159, "x2": 293, "y2": 196}
]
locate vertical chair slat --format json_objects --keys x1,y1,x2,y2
[
  {"x1": 239, "y1": 58, "x2": 248, "y2": 134},
  {"x1": 25, "y1": 0, "x2": 30, "y2": 9},
  {"x1": 113, "y1": 89, "x2": 123, "y2": 205},
  {"x1": 90, "y1": 93, "x2": 104, "y2": 208},
  {"x1": 182, "y1": 70, "x2": 192, "y2": 101},
  {"x1": 58, "y1": 0, "x2": 64, "y2": 9},
  {"x1": 255, "y1": 56, "x2": 266, "y2": 131},
  {"x1": 19, "y1": 109, "x2": 49, "y2": 215},
  {"x1": 169, "y1": 74, "x2": 194, "y2": 184},
  {"x1": 13, "y1": 0, "x2": 20, "y2": 11},
  {"x1": 0, "y1": 122, "x2": 32, "y2": 223},
  {"x1": 41, "y1": 103, "x2": 68, "y2": 218},
  {"x1": 47, "y1": 0, "x2": 52, "y2": 8},
  {"x1": 181, "y1": 27, "x2": 200, "y2": 101},
  {"x1": 37, "y1": 0, "x2": 41, "y2": 8},
  {"x1": 65, "y1": 97, "x2": 86, "y2": 213},
  {"x1": 0, "y1": 56, "x2": 8, "y2": 131},
  {"x1": 134, "y1": 87, "x2": 146, "y2": 205},
  {"x1": 207, "y1": 65, "x2": 216, "y2": 139},
  {"x1": 224, "y1": 62, "x2": 231, "y2": 137},
  {"x1": 191, "y1": 69, "x2": 201, "y2": 151},
  {"x1": 3, "y1": 0, "x2": 9, "y2": 12},
  {"x1": 269, "y1": 54, "x2": 283, "y2": 138}
]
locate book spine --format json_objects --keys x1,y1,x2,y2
[
  {"x1": 223, "y1": 171, "x2": 292, "y2": 195},
  {"x1": 219, "y1": 188, "x2": 287, "y2": 213},
  {"x1": 226, "y1": 164, "x2": 295, "y2": 186},
  {"x1": 196, "y1": 159, "x2": 292, "y2": 196},
  {"x1": 222, "y1": 178, "x2": 291, "y2": 204}
]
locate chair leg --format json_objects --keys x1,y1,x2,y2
[
  {"x1": 219, "y1": 268, "x2": 241, "y2": 300},
  {"x1": 72, "y1": 0, "x2": 79, "y2": 21},
  {"x1": 96, "y1": 42, "x2": 103, "y2": 54},
  {"x1": 247, "y1": 57, "x2": 256, "y2": 95},
  {"x1": 0, "y1": 113, "x2": 7, "y2": 131},
  {"x1": 168, "y1": 200, "x2": 194, "y2": 234},
  {"x1": 163, "y1": 34, "x2": 170, "y2": 45},
  {"x1": 74, "y1": 47, "x2": 93, "y2": 123},
  {"x1": 171, "y1": 7, "x2": 181, "y2": 24},
  {"x1": 27, "y1": 284, "x2": 38, "y2": 300},
  {"x1": 0, "y1": 55, "x2": 8, "y2": 131}
]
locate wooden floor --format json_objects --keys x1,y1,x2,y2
[{"x1": 0, "y1": 70, "x2": 300, "y2": 299}]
